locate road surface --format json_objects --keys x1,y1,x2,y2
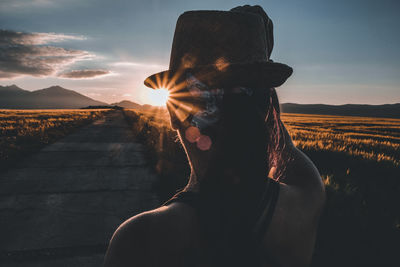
[{"x1": 0, "y1": 110, "x2": 161, "y2": 266}]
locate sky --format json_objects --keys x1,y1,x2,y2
[{"x1": 0, "y1": 0, "x2": 399, "y2": 105}]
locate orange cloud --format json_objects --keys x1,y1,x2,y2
[{"x1": 58, "y1": 69, "x2": 110, "y2": 79}]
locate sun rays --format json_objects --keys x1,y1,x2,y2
[
  {"x1": 147, "y1": 88, "x2": 169, "y2": 106},
  {"x1": 146, "y1": 70, "x2": 196, "y2": 123}
]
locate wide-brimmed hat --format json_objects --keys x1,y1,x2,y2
[{"x1": 144, "y1": 6, "x2": 293, "y2": 90}]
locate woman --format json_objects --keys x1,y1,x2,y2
[{"x1": 104, "y1": 5, "x2": 325, "y2": 267}]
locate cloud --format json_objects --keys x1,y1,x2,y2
[
  {"x1": 0, "y1": 71, "x2": 19, "y2": 79},
  {"x1": 0, "y1": 0, "x2": 68, "y2": 10},
  {"x1": 0, "y1": 30, "x2": 85, "y2": 46},
  {"x1": 58, "y1": 69, "x2": 110, "y2": 79},
  {"x1": 0, "y1": 30, "x2": 93, "y2": 79}
]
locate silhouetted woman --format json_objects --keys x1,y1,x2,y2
[{"x1": 104, "y1": 5, "x2": 325, "y2": 267}]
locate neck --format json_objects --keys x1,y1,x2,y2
[
  {"x1": 183, "y1": 165, "x2": 268, "y2": 193},
  {"x1": 183, "y1": 170, "x2": 201, "y2": 192}
]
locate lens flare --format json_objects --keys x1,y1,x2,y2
[
  {"x1": 196, "y1": 135, "x2": 212, "y2": 151},
  {"x1": 148, "y1": 88, "x2": 169, "y2": 106},
  {"x1": 185, "y1": 126, "x2": 201, "y2": 143}
]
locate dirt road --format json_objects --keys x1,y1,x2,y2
[{"x1": 0, "y1": 110, "x2": 160, "y2": 266}]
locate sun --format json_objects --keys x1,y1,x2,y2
[{"x1": 147, "y1": 88, "x2": 169, "y2": 106}]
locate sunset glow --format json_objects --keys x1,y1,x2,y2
[
  {"x1": 0, "y1": 1, "x2": 399, "y2": 105},
  {"x1": 147, "y1": 88, "x2": 169, "y2": 106}
]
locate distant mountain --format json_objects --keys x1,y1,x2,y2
[
  {"x1": 111, "y1": 100, "x2": 143, "y2": 109},
  {"x1": 113, "y1": 99, "x2": 400, "y2": 118},
  {"x1": 1, "y1": 85, "x2": 398, "y2": 118},
  {"x1": 0, "y1": 84, "x2": 28, "y2": 93},
  {"x1": 111, "y1": 100, "x2": 164, "y2": 111},
  {"x1": 0, "y1": 85, "x2": 108, "y2": 109},
  {"x1": 281, "y1": 103, "x2": 400, "y2": 119}
]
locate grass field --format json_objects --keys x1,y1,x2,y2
[
  {"x1": 283, "y1": 113, "x2": 400, "y2": 166},
  {"x1": 123, "y1": 108, "x2": 400, "y2": 266},
  {"x1": 0, "y1": 109, "x2": 109, "y2": 170}
]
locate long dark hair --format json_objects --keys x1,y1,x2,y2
[
  {"x1": 191, "y1": 87, "x2": 290, "y2": 266},
  {"x1": 197, "y1": 87, "x2": 288, "y2": 189}
]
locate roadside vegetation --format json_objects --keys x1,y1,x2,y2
[
  {"x1": 0, "y1": 109, "x2": 109, "y2": 171},
  {"x1": 124, "y1": 108, "x2": 400, "y2": 267}
]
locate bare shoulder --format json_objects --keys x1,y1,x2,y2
[
  {"x1": 103, "y1": 203, "x2": 198, "y2": 267},
  {"x1": 261, "y1": 144, "x2": 327, "y2": 266},
  {"x1": 262, "y1": 178, "x2": 326, "y2": 266},
  {"x1": 103, "y1": 207, "x2": 160, "y2": 267}
]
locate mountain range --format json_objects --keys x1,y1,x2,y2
[
  {"x1": 110, "y1": 100, "x2": 155, "y2": 110},
  {"x1": 1, "y1": 85, "x2": 399, "y2": 118},
  {"x1": 281, "y1": 103, "x2": 400, "y2": 119},
  {"x1": 0, "y1": 85, "x2": 107, "y2": 109}
]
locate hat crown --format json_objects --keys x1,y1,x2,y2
[{"x1": 169, "y1": 11, "x2": 270, "y2": 71}]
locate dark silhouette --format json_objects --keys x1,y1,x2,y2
[
  {"x1": 81, "y1": 105, "x2": 121, "y2": 110},
  {"x1": 104, "y1": 5, "x2": 325, "y2": 267},
  {"x1": 111, "y1": 100, "x2": 163, "y2": 110},
  {"x1": 0, "y1": 85, "x2": 107, "y2": 109},
  {"x1": 111, "y1": 100, "x2": 143, "y2": 109}
]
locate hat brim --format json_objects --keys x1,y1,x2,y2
[{"x1": 144, "y1": 61, "x2": 292, "y2": 90}]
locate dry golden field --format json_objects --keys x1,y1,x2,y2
[
  {"x1": 282, "y1": 113, "x2": 400, "y2": 167},
  {"x1": 0, "y1": 109, "x2": 109, "y2": 169},
  {"x1": 123, "y1": 108, "x2": 400, "y2": 266}
]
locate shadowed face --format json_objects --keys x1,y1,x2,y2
[{"x1": 167, "y1": 73, "x2": 272, "y2": 183}]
